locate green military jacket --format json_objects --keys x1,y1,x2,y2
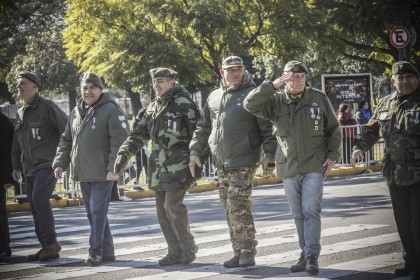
[
  {"x1": 53, "y1": 91, "x2": 129, "y2": 182},
  {"x1": 116, "y1": 83, "x2": 201, "y2": 191},
  {"x1": 354, "y1": 86, "x2": 420, "y2": 187},
  {"x1": 12, "y1": 93, "x2": 68, "y2": 176},
  {"x1": 244, "y1": 81, "x2": 341, "y2": 179},
  {"x1": 189, "y1": 76, "x2": 276, "y2": 169}
]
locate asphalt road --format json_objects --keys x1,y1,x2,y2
[{"x1": 0, "y1": 172, "x2": 412, "y2": 280}]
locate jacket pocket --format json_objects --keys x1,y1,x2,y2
[
  {"x1": 30, "y1": 120, "x2": 44, "y2": 140},
  {"x1": 377, "y1": 110, "x2": 392, "y2": 138},
  {"x1": 164, "y1": 112, "x2": 184, "y2": 136},
  {"x1": 274, "y1": 109, "x2": 289, "y2": 136},
  {"x1": 305, "y1": 108, "x2": 324, "y2": 136},
  {"x1": 381, "y1": 151, "x2": 392, "y2": 180}
]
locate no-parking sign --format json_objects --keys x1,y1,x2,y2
[{"x1": 390, "y1": 26, "x2": 410, "y2": 48}]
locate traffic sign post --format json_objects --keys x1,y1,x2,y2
[{"x1": 390, "y1": 26, "x2": 410, "y2": 49}]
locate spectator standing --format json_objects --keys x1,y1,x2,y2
[
  {"x1": 337, "y1": 103, "x2": 356, "y2": 164},
  {"x1": 356, "y1": 101, "x2": 372, "y2": 125}
]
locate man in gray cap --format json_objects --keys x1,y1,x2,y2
[
  {"x1": 115, "y1": 68, "x2": 201, "y2": 266},
  {"x1": 53, "y1": 72, "x2": 129, "y2": 266},
  {"x1": 11, "y1": 71, "x2": 68, "y2": 261},
  {"x1": 189, "y1": 56, "x2": 277, "y2": 268},
  {"x1": 244, "y1": 60, "x2": 341, "y2": 274},
  {"x1": 351, "y1": 61, "x2": 420, "y2": 279}
]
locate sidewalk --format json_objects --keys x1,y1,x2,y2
[{"x1": 6, "y1": 163, "x2": 381, "y2": 212}]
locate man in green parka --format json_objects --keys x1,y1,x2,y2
[
  {"x1": 53, "y1": 72, "x2": 129, "y2": 266},
  {"x1": 114, "y1": 68, "x2": 201, "y2": 266},
  {"x1": 244, "y1": 61, "x2": 341, "y2": 274},
  {"x1": 189, "y1": 56, "x2": 277, "y2": 268}
]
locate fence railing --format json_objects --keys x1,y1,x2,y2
[{"x1": 6, "y1": 125, "x2": 383, "y2": 200}]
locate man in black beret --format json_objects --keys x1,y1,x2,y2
[
  {"x1": 12, "y1": 71, "x2": 68, "y2": 261},
  {"x1": 351, "y1": 61, "x2": 420, "y2": 279}
]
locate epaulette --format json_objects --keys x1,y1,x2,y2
[{"x1": 308, "y1": 87, "x2": 327, "y2": 96}]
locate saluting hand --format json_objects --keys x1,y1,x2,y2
[
  {"x1": 114, "y1": 154, "x2": 128, "y2": 175},
  {"x1": 350, "y1": 150, "x2": 364, "y2": 168},
  {"x1": 189, "y1": 155, "x2": 202, "y2": 178},
  {"x1": 256, "y1": 157, "x2": 276, "y2": 177},
  {"x1": 272, "y1": 72, "x2": 293, "y2": 89}
]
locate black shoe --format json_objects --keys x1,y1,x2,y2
[
  {"x1": 223, "y1": 255, "x2": 240, "y2": 268},
  {"x1": 395, "y1": 263, "x2": 413, "y2": 276},
  {"x1": 5, "y1": 247, "x2": 11, "y2": 257},
  {"x1": 159, "y1": 253, "x2": 182, "y2": 266},
  {"x1": 305, "y1": 256, "x2": 319, "y2": 274},
  {"x1": 85, "y1": 254, "x2": 102, "y2": 266},
  {"x1": 182, "y1": 245, "x2": 198, "y2": 265},
  {"x1": 290, "y1": 252, "x2": 306, "y2": 273},
  {"x1": 239, "y1": 249, "x2": 256, "y2": 267},
  {"x1": 102, "y1": 253, "x2": 116, "y2": 262}
]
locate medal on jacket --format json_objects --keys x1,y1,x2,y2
[
  {"x1": 92, "y1": 117, "x2": 96, "y2": 129},
  {"x1": 36, "y1": 128, "x2": 41, "y2": 140},
  {"x1": 168, "y1": 119, "x2": 173, "y2": 131},
  {"x1": 310, "y1": 108, "x2": 315, "y2": 119},
  {"x1": 32, "y1": 128, "x2": 36, "y2": 139},
  {"x1": 415, "y1": 112, "x2": 419, "y2": 124},
  {"x1": 316, "y1": 108, "x2": 321, "y2": 120}
]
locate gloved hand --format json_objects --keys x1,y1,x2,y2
[
  {"x1": 189, "y1": 154, "x2": 202, "y2": 178},
  {"x1": 256, "y1": 157, "x2": 276, "y2": 177},
  {"x1": 114, "y1": 154, "x2": 128, "y2": 175}
]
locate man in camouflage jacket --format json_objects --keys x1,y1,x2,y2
[
  {"x1": 114, "y1": 68, "x2": 201, "y2": 266},
  {"x1": 189, "y1": 56, "x2": 277, "y2": 268},
  {"x1": 351, "y1": 61, "x2": 420, "y2": 279}
]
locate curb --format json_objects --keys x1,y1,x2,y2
[{"x1": 6, "y1": 164, "x2": 381, "y2": 212}]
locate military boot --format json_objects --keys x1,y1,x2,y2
[
  {"x1": 223, "y1": 255, "x2": 240, "y2": 268},
  {"x1": 159, "y1": 253, "x2": 182, "y2": 266},
  {"x1": 239, "y1": 249, "x2": 256, "y2": 267},
  {"x1": 290, "y1": 251, "x2": 306, "y2": 273},
  {"x1": 39, "y1": 242, "x2": 61, "y2": 262}
]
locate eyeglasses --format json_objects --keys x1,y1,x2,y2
[{"x1": 224, "y1": 67, "x2": 243, "y2": 74}]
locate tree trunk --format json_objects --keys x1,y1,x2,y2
[
  {"x1": 125, "y1": 81, "x2": 142, "y2": 115},
  {"x1": 68, "y1": 87, "x2": 77, "y2": 112}
]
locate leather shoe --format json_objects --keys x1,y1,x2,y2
[
  {"x1": 305, "y1": 256, "x2": 319, "y2": 274},
  {"x1": 102, "y1": 253, "x2": 116, "y2": 262},
  {"x1": 159, "y1": 253, "x2": 182, "y2": 266},
  {"x1": 39, "y1": 242, "x2": 61, "y2": 261},
  {"x1": 291, "y1": 252, "x2": 306, "y2": 272},
  {"x1": 182, "y1": 245, "x2": 198, "y2": 265},
  {"x1": 85, "y1": 254, "x2": 102, "y2": 266},
  {"x1": 223, "y1": 255, "x2": 240, "y2": 268}
]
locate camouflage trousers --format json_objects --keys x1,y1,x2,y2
[{"x1": 218, "y1": 166, "x2": 258, "y2": 256}]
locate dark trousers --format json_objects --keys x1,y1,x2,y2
[
  {"x1": 155, "y1": 190, "x2": 195, "y2": 255},
  {"x1": 389, "y1": 183, "x2": 420, "y2": 270},
  {"x1": 25, "y1": 167, "x2": 58, "y2": 246},
  {"x1": 0, "y1": 186, "x2": 10, "y2": 253},
  {"x1": 80, "y1": 181, "x2": 114, "y2": 256}
]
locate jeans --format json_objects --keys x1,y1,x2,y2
[
  {"x1": 283, "y1": 172, "x2": 324, "y2": 258},
  {"x1": 25, "y1": 167, "x2": 57, "y2": 246},
  {"x1": 80, "y1": 181, "x2": 114, "y2": 256}
]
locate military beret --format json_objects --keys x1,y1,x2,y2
[
  {"x1": 222, "y1": 56, "x2": 245, "y2": 69},
  {"x1": 81, "y1": 72, "x2": 104, "y2": 89},
  {"x1": 391, "y1": 61, "x2": 420, "y2": 76},
  {"x1": 150, "y1": 68, "x2": 178, "y2": 78},
  {"x1": 284, "y1": 60, "x2": 308, "y2": 74},
  {"x1": 18, "y1": 71, "x2": 41, "y2": 87}
]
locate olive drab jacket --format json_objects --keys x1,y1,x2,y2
[
  {"x1": 12, "y1": 93, "x2": 68, "y2": 176},
  {"x1": 244, "y1": 81, "x2": 341, "y2": 179},
  {"x1": 116, "y1": 83, "x2": 201, "y2": 191},
  {"x1": 354, "y1": 86, "x2": 420, "y2": 187},
  {"x1": 52, "y1": 91, "x2": 129, "y2": 182},
  {"x1": 189, "y1": 74, "x2": 276, "y2": 169}
]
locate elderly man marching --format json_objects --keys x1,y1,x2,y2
[
  {"x1": 53, "y1": 72, "x2": 129, "y2": 266},
  {"x1": 244, "y1": 61, "x2": 341, "y2": 274},
  {"x1": 351, "y1": 61, "x2": 420, "y2": 279},
  {"x1": 115, "y1": 68, "x2": 201, "y2": 265},
  {"x1": 189, "y1": 56, "x2": 277, "y2": 268}
]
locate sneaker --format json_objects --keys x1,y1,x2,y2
[
  {"x1": 305, "y1": 256, "x2": 319, "y2": 274},
  {"x1": 85, "y1": 254, "x2": 102, "y2": 266},
  {"x1": 182, "y1": 245, "x2": 198, "y2": 265},
  {"x1": 102, "y1": 253, "x2": 116, "y2": 262},
  {"x1": 395, "y1": 262, "x2": 412, "y2": 276},
  {"x1": 223, "y1": 255, "x2": 240, "y2": 268},
  {"x1": 119, "y1": 195, "x2": 132, "y2": 202},
  {"x1": 239, "y1": 249, "x2": 256, "y2": 267},
  {"x1": 290, "y1": 252, "x2": 306, "y2": 273},
  {"x1": 158, "y1": 253, "x2": 182, "y2": 266},
  {"x1": 39, "y1": 242, "x2": 61, "y2": 262}
]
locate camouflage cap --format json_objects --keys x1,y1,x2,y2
[
  {"x1": 284, "y1": 60, "x2": 308, "y2": 74},
  {"x1": 391, "y1": 61, "x2": 420, "y2": 76},
  {"x1": 81, "y1": 72, "x2": 104, "y2": 89},
  {"x1": 150, "y1": 68, "x2": 178, "y2": 78},
  {"x1": 222, "y1": 56, "x2": 244, "y2": 69},
  {"x1": 18, "y1": 71, "x2": 41, "y2": 87}
]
